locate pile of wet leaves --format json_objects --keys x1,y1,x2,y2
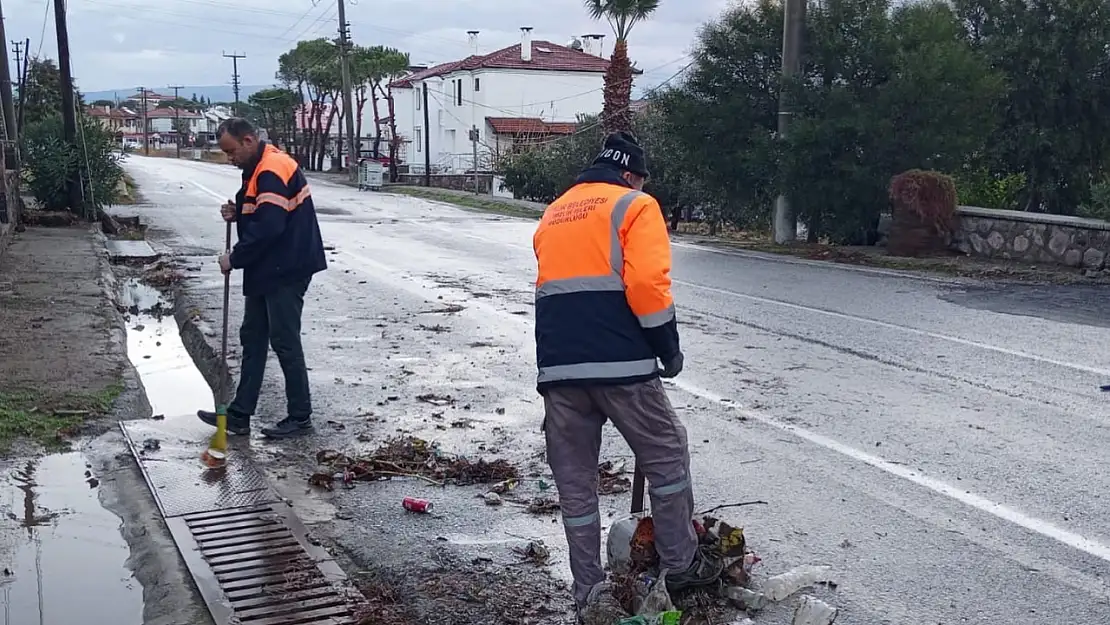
[{"x1": 310, "y1": 436, "x2": 519, "y2": 491}]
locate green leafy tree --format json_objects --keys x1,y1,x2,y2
[
  {"x1": 953, "y1": 0, "x2": 1110, "y2": 214},
  {"x1": 21, "y1": 59, "x2": 66, "y2": 125},
  {"x1": 584, "y1": 0, "x2": 660, "y2": 132},
  {"x1": 248, "y1": 87, "x2": 301, "y2": 150},
  {"x1": 22, "y1": 115, "x2": 124, "y2": 217},
  {"x1": 278, "y1": 38, "x2": 340, "y2": 169},
  {"x1": 351, "y1": 45, "x2": 410, "y2": 158}
]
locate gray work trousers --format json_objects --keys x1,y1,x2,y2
[{"x1": 542, "y1": 378, "x2": 697, "y2": 607}]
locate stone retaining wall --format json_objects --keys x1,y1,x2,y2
[
  {"x1": 397, "y1": 173, "x2": 494, "y2": 194},
  {"x1": 953, "y1": 206, "x2": 1110, "y2": 269}
]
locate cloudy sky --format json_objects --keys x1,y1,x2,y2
[{"x1": 4, "y1": 0, "x2": 731, "y2": 93}]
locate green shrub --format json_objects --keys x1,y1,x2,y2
[
  {"x1": 953, "y1": 168, "x2": 1026, "y2": 209},
  {"x1": 21, "y1": 115, "x2": 124, "y2": 218},
  {"x1": 1077, "y1": 178, "x2": 1110, "y2": 221}
]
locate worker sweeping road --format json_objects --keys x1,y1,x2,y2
[
  {"x1": 532, "y1": 131, "x2": 723, "y2": 622},
  {"x1": 195, "y1": 117, "x2": 328, "y2": 439}
]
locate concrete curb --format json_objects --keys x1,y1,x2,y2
[{"x1": 173, "y1": 285, "x2": 233, "y2": 400}]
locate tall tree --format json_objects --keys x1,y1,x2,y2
[
  {"x1": 584, "y1": 0, "x2": 660, "y2": 132},
  {"x1": 248, "y1": 87, "x2": 301, "y2": 150},
  {"x1": 952, "y1": 0, "x2": 1110, "y2": 214},
  {"x1": 21, "y1": 58, "x2": 65, "y2": 125},
  {"x1": 278, "y1": 38, "x2": 339, "y2": 169},
  {"x1": 355, "y1": 45, "x2": 409, "y2": 158}
]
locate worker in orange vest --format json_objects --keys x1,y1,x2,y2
[{"x1": 532, "y1": 132, "x2": 722, "y2": 620}]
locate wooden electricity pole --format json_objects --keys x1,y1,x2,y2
[
  {"x1": 54, "y1": 0, "x2": 82, "y2": 213},
  {"x1": 336, "y1": 0, "x2": 359, "y2": 183},
  {"x1": 169, "y1": 85, "x2": 184, "y2": 157},
  {"x1": 0, "y1": 1, "x2": 17, "y2": 143},
  {"x1": 773, "y1": 0, "x2": 806, "y2": 244}
]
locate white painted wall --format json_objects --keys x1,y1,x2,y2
[
  {"x1": 149, "y1": 115, "x2": 206, "y2": 134},
  {"x1": 378, "y1": 67, "x2": 604, "y2": 172}
]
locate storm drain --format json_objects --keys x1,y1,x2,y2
[{"x1": 121, "y1": 421, "x2": 363, "y2": 625}]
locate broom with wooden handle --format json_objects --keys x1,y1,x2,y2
[{"x1": 202, "y1": 217, "x2": 233, "y2": 469}]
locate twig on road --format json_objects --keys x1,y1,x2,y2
[{"x1": 697, "y1": 500, "x2": 770, "y2": 516}]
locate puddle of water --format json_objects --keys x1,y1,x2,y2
[
  {"x1": 0, "y1": 453, "x2": 144, "y2": 624},
  {"x1": 126, "y1": 313, "x2": 211, "y2": 420}
]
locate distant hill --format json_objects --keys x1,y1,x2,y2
[{"x1": 83, "y1": 84, "x2": 274, "y2": 104}]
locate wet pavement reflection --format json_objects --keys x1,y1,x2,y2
[{"x1": 0, "y1": 453, "x2": 143, "y2": 625}]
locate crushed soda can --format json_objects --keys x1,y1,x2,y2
[{"x1": 402, "y1": 496, "x2": 433, "y2": 513}]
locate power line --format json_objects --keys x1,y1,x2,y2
[{"x1": 36, "y1": 0, "x2": 51, "y2": 57}]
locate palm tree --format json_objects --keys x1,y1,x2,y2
[{"x1": 584, "y1": 0, "x2": 660, "y2": 133}]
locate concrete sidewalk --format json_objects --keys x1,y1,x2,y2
[{"x1": 0, "y1": 224, "x2": 208, "y2": 625}]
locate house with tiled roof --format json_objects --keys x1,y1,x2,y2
[{"x1": 383, "y1": 29, "x2": 635, "y2": 173}]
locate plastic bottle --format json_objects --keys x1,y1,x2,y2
[{"x1": 761, "y1": 565, "x2": 833, "y2": 602}]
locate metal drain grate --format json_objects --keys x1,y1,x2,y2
[
  {"x1": 121, "y1": 422, "x2": 364, "y2": 625},
  {"x1": 167, "y1": 504, "x2": 359, "y2": 625}
]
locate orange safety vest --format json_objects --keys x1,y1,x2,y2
[{"x1": 533, "y1": 181, "x2": 679, "y2": 389}]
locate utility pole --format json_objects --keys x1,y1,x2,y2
[
  {"x1": 222, "y1": 52, "x2": 245, "y2": 115},
  {"x1": 336, "y1": 0, "x2": 359, "y2": 183},
  {"x1": 773, "y1": 0, "x2": 805, "y2": 244},
  {"x1": 139, "y1": 87, "x2": 150, "y2": 155},
  {"x1": 15, "y1": 38, "x2": 27, "y2": 136},
  {"x1": 422, "y1": 82, "x2": 431, "y2": 187},
  {"x1": 0, "y1": 1, "x2": 18, "y2": 143},
  {"x1": 54, "y1": 0, "x2": 82, "y2": 214},
  {"x1": 168, "y1": 85, "x2": 184, "y2": 158},
  {"x1": 11, "y1": 40, "x2": 21, "y2": 81},
  {"x1": 470, "y1": 125, "x2": 480, "y2": 195}
]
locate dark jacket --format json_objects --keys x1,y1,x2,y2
[
  {"x1": 532, "y1": 164, "x2": 680, "y2": 392},
  {"x1": 230, "y1": 143, "x2": 327, "y2": 296}
]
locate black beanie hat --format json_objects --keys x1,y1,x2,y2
[{"x1": 592, "y1": 131, "x2": 649, "y2": 178}]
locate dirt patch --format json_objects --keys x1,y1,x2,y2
[
  {"x1": 19, "y1": 210, "x2": 79, "y2": 228},
  {"x1": 0, "y1": 226, "x2": 128, "y2": 454},
  {"x1": 354, "y1": 552, "x2": 573, "y2": 625},
  {"x1": 311, "y1": 436, "x2": 519, "y2": 490}
]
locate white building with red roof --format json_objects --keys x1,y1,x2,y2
[{"x1": 385, "y1": 28, "x2": 629, "y2": 173}]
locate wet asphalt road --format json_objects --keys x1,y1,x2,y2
[{"x1": 119, "y1": 155, "x2": 1110, "y2": 624}]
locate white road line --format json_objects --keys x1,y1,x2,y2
[
  {"x1": 189, "y1": 180, "x2": 229, "y2": 202},
  {"x1": 668, "y1": 379, "x2": 1110, "y2": 564},
  {"x1": 672, "y1": 279, "x2": 1110, "y2": 377},
  {"x1": 375, "y1": 224, "x2": 1110, "y2": 561},
  {"x1": 430, "y1": 225, "x2": 1110, "y2": 377},
  {"x1": 337, "y1": 238, "x2": 1110, "y2": 564}
]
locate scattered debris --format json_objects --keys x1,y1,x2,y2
[
  {"x1": 417, "y1": 323, "x2": 450, "y2": 333},
  {"x1": 450, "y1": 419, "x2": 474, "y2": 429},
  {"x1": 762, "y1": 565, "x2": 833, "y2": 602},
  {"x1": 142, "y1": 438, "x2": 160, "y2": 452},
  {"x1": 512, "y1": 541, "x2": 550, "y2": 565},
  {"x1": 792, "y1": 595, "x2": 838, "y2": 625},
  {"x1": 309, "y1": 436, "x2": 519, "y2": 490},
  {"x1": 483, "y1": 492, "x2": 503, "y2": 506},
  {"x1": 420, "y1": 303, "x2": 465, "y2": 314},
  {"x1": 490, "y1": 478, "x2": 518, "y2": 494},
  {"x1": 599, "y1": 460, "x2": 631, "y2": 495},
  {"x1": 416, "y1": 393, "x2": 455, "y2": 406},
  {"x1": 526, "y1": 497, "x2": 560, "y2": 514}
]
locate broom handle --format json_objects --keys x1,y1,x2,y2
[
  {"x1": 219, "y1": 220, "x2": 232, "y2": 406},
  {"x1": 631, "y1": 464, "x2": 646, "y2": 514}
]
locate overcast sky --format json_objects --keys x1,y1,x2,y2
[{"x1": 4, "y1": 0, "x2": 731, "y2": 93}]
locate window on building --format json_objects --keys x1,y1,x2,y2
[
  {"x1": 457, "y1": 79, "x2": 463, "y2": 106},
  {"x1": 416, "y1": 94, "x2": 421, "y2": 110},
  {"x1": 474, "y1": 78, "x2": 480, "y2": 91},
  {"x1": 415, "y1": 128, "x2": 422, "y2": 152}
]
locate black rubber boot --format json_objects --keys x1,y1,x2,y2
[{"x1": 196, "y1": 410, "x2": 251, "y2": 435}]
